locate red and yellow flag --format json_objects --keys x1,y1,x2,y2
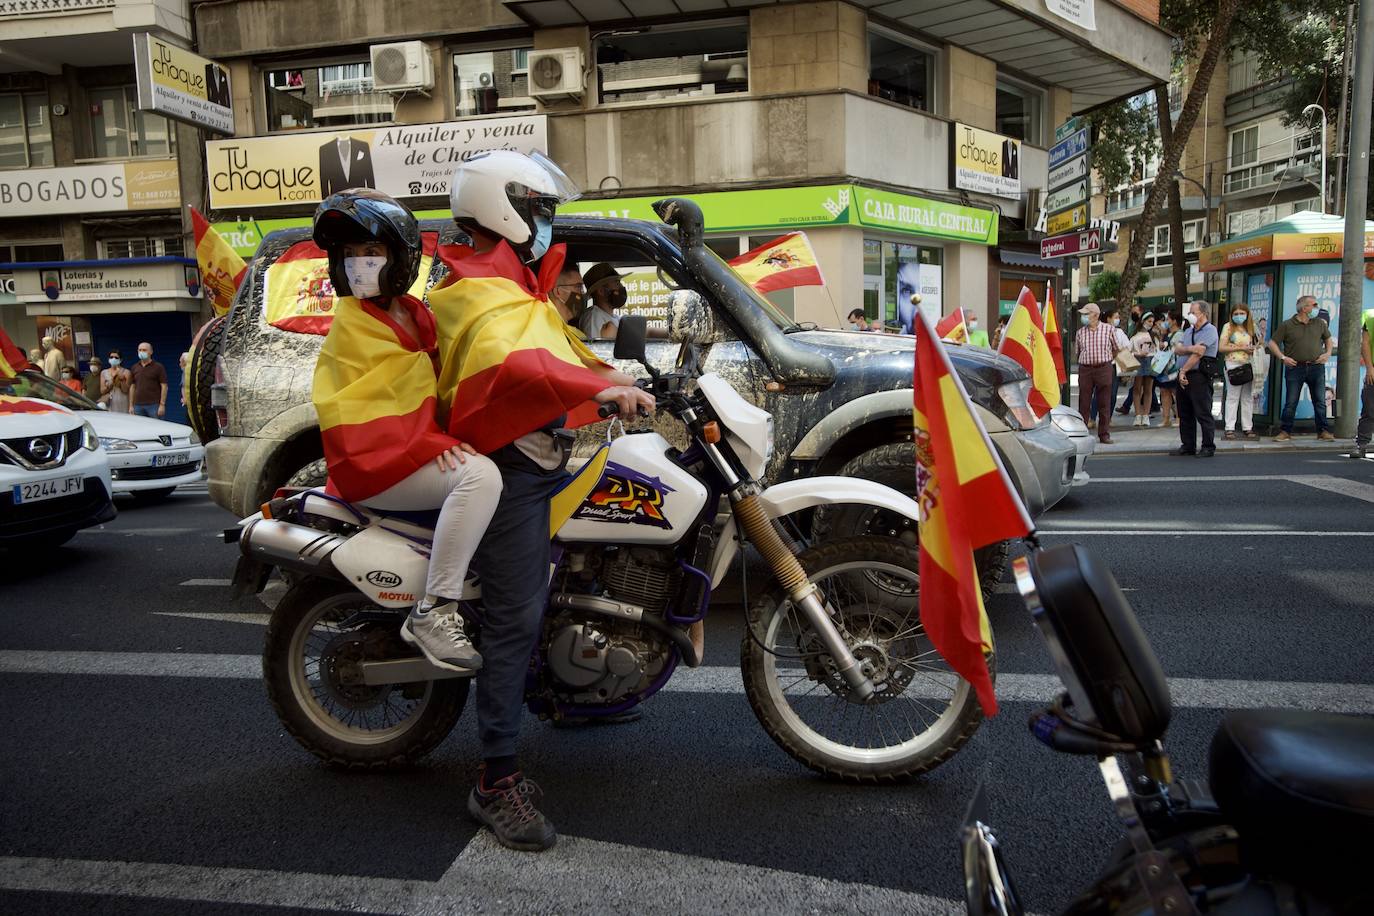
[
  {"x1": 913, "y1": 308, "x2": 1033, "y2": 715},
  {"x1": 265, "y1": 235, "x2": 438, "y2": 336},
  {"x1": 997, "y1": 286, "x2": 1061, "y2": 418},
  {"x1": 1043, "y1": 284, "x2": 1067, "y2": 385},
  {"x1": 0, "y1": 395, "x2": 66, "y2": 415},
  {"x1": 429, "y1": 242, "x2": 610, "y2": 455},
  {"x1": 1, "y1": 327, "x2": 32, "y2": 377},
  {"x1": 190, "y1": 208, "x2": 248, "y2": 318},
  {"x1": 727, "y1": 232, "x2": 824, "y2": 294},
  {"x1": 312, "y1": 295, "x2": 455, "y2": 502},
  {"x1": 936, "y1": 310, "x2": 968, "y2": 343}
]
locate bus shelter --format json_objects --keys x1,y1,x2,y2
[{"x1": 1199, "y1": 211, "x2": 1374, "y2": 432}]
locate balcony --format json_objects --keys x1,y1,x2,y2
[
  {"x1": 1223, "y1": 154, "x2": 1320, "y2": 199},
  {"x1": 0, "y1": 0, "x2": 189, "y2": 75}
]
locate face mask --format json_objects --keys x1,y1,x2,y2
[
  {"x1": 1232, "y1": 314, "x2": 1245, "y2": 324},
  {"x1": 529, "y1": 215, "x2": 553, "y2": 262},
  {"x1": 1081, "y1": 315, "x2": 1091, "y2": 326},
  {"x1": 61, "y1": 373, "x2": 73, "y2": 380},
  {"x1": 138, "y1": 351, "x2": 151, "y2": 361},
  {"x1": 1111, "y1": 318, "x2": 1120, "y2": 327},
  {"x1": 344, "y1": 256, "x2": 386, "y2": 299},
  {"x1": 89, "y1": 364, "x2": 98, "y2": 373},
  {"x1": 604, "y1": 288, "x2": 627, "y2": 310},
  {"x1": 564, "y1": 291, "x2": 584, "y2": 312},
  {"x1": 968, "y1": 320, "x2": 979, "y2": 330},
  {"x1": 108, "y1": 358, "x2": 120, "y2": 367}
]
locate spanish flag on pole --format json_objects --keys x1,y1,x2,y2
[
  {"x1": 1, "y1": 327, "x2": 32, "y2": 377},
  {"x1": 914, "y1": 308, "x2": 1033, "y2": 715},
  {"x1": 1043, "y1": 284, "x2": 1067, "y2": 385},
  {"x1": 429, "y1": 242, "x2": 610, "y2": 455},
  {"x1": 997, "y1": 286, "x2": 1061, "y2": 417},
  {"x1": 190, "y1": 208, "x2": 247, "y2": 318},
  {"x1": 727, "y1": 232, "x2": 824, "y2": 294},
  {"x1": 936, "y1": 310, "x2": 968, "y2": 343},
  {"x1": 312, "y1": 296, "x2": 455, "y2": 502}
]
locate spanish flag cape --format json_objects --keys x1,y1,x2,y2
[
  {"x1": 312, "y1": 294, "x2": 456, "y2": 502},
  {"x1": 429, "y1": 241, "x2": 609, "y2": 454},
  {"x1": 997, "y1": 286, "x2": 1061, "y2": 418},
  {"x1": 1, "y1": 327, "x2": 32, "y2": 377}
]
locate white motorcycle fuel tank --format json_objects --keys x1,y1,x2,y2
[{"x1": 555, "y1": 432, "x2": 709, "y2": 546}]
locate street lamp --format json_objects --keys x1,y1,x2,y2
[
  {"x1": 1302, "y1": 103, "x2": 1327, "y2": 214},
  {"x1": 1173, "y1": 170, "x2": 1212, "y2": 298}
]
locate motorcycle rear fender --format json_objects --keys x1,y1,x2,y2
[
  {"x1": 708, "y1": 477, "x2": 922, "y2": 587},
  {"x1": 330, "y1": 526, "x2": 430, "y2": 608}
]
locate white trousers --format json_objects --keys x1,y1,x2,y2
[
  {"x1": 1224, "y1": 379, "x2": 1254, "y2": 432},
  {"x1": 358, "y1": 454, "x2": 502, "y2": 601}
]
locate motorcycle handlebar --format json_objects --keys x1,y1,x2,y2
[{"x1": 596, "y1": 402, "x2": 651, "y2": 419}]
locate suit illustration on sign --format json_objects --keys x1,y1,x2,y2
[
  {"x1": 1001, "y1": 139, "x2": 1020, "y2": 180},
  {"x1": 204, "y1": 64, "x2": 231, "y2": 108},
  {"x1": 318, "y1": 137, "x2": 377, "y2": 198}
]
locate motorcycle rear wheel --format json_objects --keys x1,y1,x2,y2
[
  {"x1": 263, "y1": 579, "x2": 469, "y2": 770},
  {"x1": 741, "y1": 536, "x2": 988, "y2": 783}
]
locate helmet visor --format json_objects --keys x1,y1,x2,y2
[{"x1": 529, "y1": 151, "x2": 581, "y2": 204}]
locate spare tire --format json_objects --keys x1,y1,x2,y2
[{"x1": 186, "y1": 315, "x2": 227, "y2": 444}]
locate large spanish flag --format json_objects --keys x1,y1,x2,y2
[
  {"x1": 727, "y1": 232, "x2": 824, "y2": 294},
  {"x1": 312, "y1": 295, "x2": 455, "y2": 502},
  {"x1": 190, "y1": 207, "x2": 248, "y2": 317},
  {"x1": 936, "y1": 310, "x2": 968, "y2": 343},
  {"x1": 429, "y1": 242, "x2": 610, "y2": 455},
  {"x1": 913, "y1": 308, "x2": 1033, "y2": 715},
  {"x1": 1043, "y1": 284, "x2": 1067, "y2": 384},
  {"x1": 1, "y1": 327, "x2": 32, "y2": 377},
  {"x1": 997, "y1": 286, "x2": 1061, "y2": 417}
]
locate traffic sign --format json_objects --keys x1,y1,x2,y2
[
  {"x1": 1048, "y1": 129, "x2": 1089, "y2": 169},
  {"x1": 1046, "y1": 204, "x2": 1088, "y2": 235},
  {"x1": 1054, "y1": 116, "x2": 1084, "y2": 143},
  {"x1": 1045, "y1": 180, "x2": 1089, "y2": 215},
  {"x1": 1048, "y1": 154, "x2": 1088, "y2": 192},
  {"x1": 1040, "y1": 228, "x2": 1104, "y2": 259}
]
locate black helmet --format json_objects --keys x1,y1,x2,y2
[{"x1": 312, "y1": 189, "x2": 422, "y2": 299}]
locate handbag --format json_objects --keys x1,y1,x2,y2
[
  {"x1": 1226, "y1": 362, "x2": 1254, "y2": 386},
  {"x1": 1114, "y1": 349, "x2": 1141, "y2": 374},
  {"x1": 1198, "y1": 355, "x2": 1224, "y2": 381}
]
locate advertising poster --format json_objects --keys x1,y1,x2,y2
[
  {"x1": 1245, "y1": 272, "x2": 1274, "y2": 415},
  {"x1": 0, "y1": 160, "x2": 179, "y2": 217},
  {"x1": 134, "y1": 33, "x2": 234, "y2": 134},
  {"x1": 950, "y1": 123, "x2": 1021, "y2": 199},
  {"x1": 1281, "y1": 261, "x2": 1374, "y2": 421}
]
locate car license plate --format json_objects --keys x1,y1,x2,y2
[
  {"x1": 151, "y1": 452, "x2": 190, "y2": 468},
  {"x1": 13, "y1": 474, "x2": 84, "y2": 504}
]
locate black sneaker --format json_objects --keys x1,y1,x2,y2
[
  {"x1": 468, "y1": 771, "x2": 557, "y2": 851},
  {"x1": 1170, "y1": 448, "x2": 1197, "y2": 456},
  {"x1": 1197, "y1": 447, "x2": 1216, "y2": 458}
]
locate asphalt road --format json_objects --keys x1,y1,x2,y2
[{"x1": 2, "y1": 451, "x2": 1372, "y2": 915}]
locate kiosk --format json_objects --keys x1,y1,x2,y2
[{"x1": 1199, "y1": 211, "x2": 1373, "y2": 433}]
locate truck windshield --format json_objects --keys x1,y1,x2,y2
[
  {"x1": 699, "y1": 247, "x2": 801, "y2": 332},
  {"x1": 2, "y1": 370, "x2": 101, "y2": 410}
]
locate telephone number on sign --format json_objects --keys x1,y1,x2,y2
[
  {"x1": 13, "y1": 475, "x2": 84, "y2": 504},
  {"x1": 404, "y1": 180, "x2": 452, "y2": 196}
]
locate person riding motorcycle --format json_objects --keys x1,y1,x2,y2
[
  {"x1": 428, "y1": 151, "x2": 654, "y2": 852},
  {"x1": 310, "y1": 188, "x2": 500, "y2": 674}
]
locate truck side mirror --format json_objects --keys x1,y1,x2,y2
[
  {"x1": 614, "y1": 315, "x2": 649, "y2": 365},
  {"x1": 667, "y1": 289, "x2": 732, "y2": 345}
]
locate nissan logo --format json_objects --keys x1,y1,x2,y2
[{"x1": 28, "y1": 438, "x2": 53, "y2": 461}]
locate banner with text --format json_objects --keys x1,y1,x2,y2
[
  {"x1": 205, "y1": 116, "x2": 547, "y2": 209},
  {"x1": 134, "y1": 33, "x2": 234, "y2": 135},
  {"x1": 950, "y1": 123, "x2": 1022, "y2": 199},
  {"x1": 0, "y1": 160, "x2": 179, "y2": 217}
]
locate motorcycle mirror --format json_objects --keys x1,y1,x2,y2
[{"x1": 614, "y1": 315, "x2": 650, "y2": 364}]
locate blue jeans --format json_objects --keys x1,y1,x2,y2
[
  {"x1": 132, "y1": 403, "x2": 160, "y2": 418},
  {"x1": 1280, "y1": 363, "x2": 1329, "y2": 433}
]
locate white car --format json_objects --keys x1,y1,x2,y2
[
  {"x1": 1049, "y1": 404, "x2": 1094, "y2": 486},
  {"x1": 0, "y1": 391, "x2": 115, "y2": 549},
  {"x1": 9, "y1": 370, "x2": 205, "y2": 500}
]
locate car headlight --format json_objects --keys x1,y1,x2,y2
[
  {"x1": 189, "y1": 429, "x2": 201, "y2": 445},
  {"x1": 98, "y1": 436, "x2": 138, "y2": 452},
  {"x1": 996, "y1": 379, "x2": 1039, "y2": 430},
  {"x1": 1051, "y1": 410, "x2": 1088, "y2": 436},
  {"x1": 81, "y1": 421, "x2": 99, "y2": 451}
]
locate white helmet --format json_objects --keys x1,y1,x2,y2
[{"x1": 449, "y1": 150, "x2": 580, "y2": 261}]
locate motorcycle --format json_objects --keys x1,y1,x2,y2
[
  {"x1": 962, "y1": 542, "x2": 1373, "y2": 915},
  {"x1": 226, "y1": 301, "x2": 989, "y2": 782}
]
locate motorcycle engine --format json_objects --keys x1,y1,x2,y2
[{"x1": 546, "y1": 619, "x2": 669, "y2": 704}]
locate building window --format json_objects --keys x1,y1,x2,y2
[
  {"x1": 1144, "y1": 219, "x2": 1204, "y2": 267},
  {"x1": 1087, "y1": 254, "x2": 1104, "y2": 277},
  {"x1": 264, "y1": 61, "x2": 394, "y2": 131},
  {"x1": 1227, "y1": 49, "x2": 1262, "y2": 95},
  {"x1": 1, "y1": 241, "x2": 64, "y2": 262},
  {"x1": 867, "y1": 27, "x2": 936, "y2": 113},
  {"x1": 596, "y1": 20, "x2": 748, "y2": 105},
  {"x1": 88, "y1": 86, "x2": 175, "y2": 159},
  {"x1": 1229, "y1": 125, "x2": 1258, "y2": 169},
  {"x1": 0, "y1": 93, "x2": 53, "y2": 169},
  {"x1": 99, "y1": 236, "x2": 185, "y2": 259},
  {"x1": 995, "y1": 77, "x2": 1043, "y2": 145},
  {"x1": 862, "y1": 238, "x2": 942, "y2": 326},
  {"x1": 453, "y1": 46, "x2": 535, "y2": 117}
]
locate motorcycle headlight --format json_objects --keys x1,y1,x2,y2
[
  {"x1": 996, "y1": 379, "x2": 1039, "y2": 430},
  {"x1": 81, "y1": 421, "x2": 99, "y2": 451},
  {"x1": 99, "y1": 436, "x2": 138, "y2": 452}
]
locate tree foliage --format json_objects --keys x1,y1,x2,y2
[{"x1": 1088, "y1": 270, "x2": 1148, "y2": 304}]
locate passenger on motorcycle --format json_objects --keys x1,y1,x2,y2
[
  {"x1": 429, "y1": 151, "x2": 654, "y2": 852},
  {"x1": 310, "y1": 188, "x2": 499, "y2": 674}
]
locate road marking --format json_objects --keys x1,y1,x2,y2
[
  {"x1": 1292, "y1": 474, "x2": 1374, "y2": 504},
  {"x1": 151, "y1": 611, "x2": 271, "y2": 625},
  {"x1": 1086, "y1": 474, "x2": 1374, "y2": 505},
  {"x1": 178, "y1": 578, "x2": 231, "y2": 587},
  {"x1": 4, "y1": 651, "x2": 1372, "y2": 713},
  {"x1": 1086, "y1": 475, "x2": 1283, "y2": 483},
  {"x1": 1040, "y1": 530, "x2": 1374, "y2": 537},
  {"x1": 77, "y1": 527, "x2": 201, "y2": 537},
  {"x1": 0, "y1": 833, "x2": 966, "y2": 915}
]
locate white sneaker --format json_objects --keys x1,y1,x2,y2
[{"x1": 401, "y1": 602, "x2": 482, "y2": 672}]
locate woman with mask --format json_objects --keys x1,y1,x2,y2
[
  {"x1": 59, "y1": 366, "x2": 83, "y2": 392},
  {"x1": 311, "y1": 188, "x2": 502, "y2": 678},
  {"x1": 1219, "y1": 302, "x2": 1259, "y2": 439},
  {"x1": 1129, "y1": 313, "x2": 1159, "y2": 427},
  {"x1": 100, "y1": 350, "x2": 131, "y2": 413}
]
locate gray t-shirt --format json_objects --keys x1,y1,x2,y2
[
  {"x1": 577, "y1": 305, "x2": 619, "y2": 340},
  {"x1": 1185, "y1": 321, "x2": 1219, "y2": 358}
]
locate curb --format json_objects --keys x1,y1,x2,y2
[{"x1": 1094, "y1": 442, "x2": 1359, "y2": 457}]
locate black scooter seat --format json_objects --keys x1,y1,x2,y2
[{"x1": 1210, "y1": 708, "x2": 1374, "y2": 881}]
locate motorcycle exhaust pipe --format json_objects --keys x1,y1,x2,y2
[{"x1": 239, "y1": 517, "x2": 346, "y2": 582}]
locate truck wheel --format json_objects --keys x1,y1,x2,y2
[
  {"x1": 187, "y1": 316, "x2": 227, "y2": 444},
  {"x1": 811, "y1": 442, "x2": 1011, "y2": 602}
]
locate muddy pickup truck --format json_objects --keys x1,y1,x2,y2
[{"x1": 189, "y1": 199, "x2": 1078, "y2": 589}]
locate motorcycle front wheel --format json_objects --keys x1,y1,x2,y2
[
  {"x1": 263, "y1": 579, "x2": 469, "y2": 770},
  {"x1": 741, "y1": 536, "x2": 988, "y2": 783}
]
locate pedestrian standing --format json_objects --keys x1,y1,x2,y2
[
  {"x1": 1075, "y1": 302, "x2": 1118, "y2": 444},
  {"x1": 1355, "y1": 310, "x2": 1373, "y2": 460},
  {"x1": 58, "y1": 367, "x2": 82, "y2": 392},
  {"x1": 1102, "y1": 306, "x2": 1131, "y2": 423},
  {"x1": 1267, "y1": 295, "x2": 1334, "y2": 442},
  {"x1": 1172, "y1": 300, "x2": 1219, "y2": 457},
  {"x1": 1219, "y1": 303, "x2": 1259, "y2": 440},
  {"x1": 100, "y1": 350, "x2": 131, "y2": 413},
  {"x1": 129, "y1": 341, "x2": 168, "y2": 418},
  {"x1": 83, "y1": 357, "x2": 103, "y2": 401},
  {"x1": 1129, "y1": 313, "x2": 1158, "y2": 427},
  {"x1": 991, "y1": 314, "x2": 1009, "y2": 351}
]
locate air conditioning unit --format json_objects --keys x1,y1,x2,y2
[
  {"x1": 528, "y1": 47, "x2": 584, "y2": 100},
  {"x1": 370, "y1": 41, "x2": 434, "y2": 92}
]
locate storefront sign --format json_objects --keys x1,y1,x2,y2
[
  {"x1": 0, "y1": 274, "x2": 15, "y2": 306},
  {"x1": 1048, "y1": 129, "x2": 1090, "y2": 170},
  {"x1": 1040, "y1": 227, "x2": 1105, "y2": 259},
  {"x1": 205, "y1": 115, "x2": 547, "y2": 209},
  {"x1": 950, "y1": 123, "x2": 1021, "y2": 199},
  {"x1": 134, "y1": 33, "x2": 234, "y2": 135},
  {"x1": 1270, "y1": 231, "x2": 1374, "y2": 261},
  {"x1": 0, "y1": 160, "x2": 179, "y2": 217},
  {"x1": 12, "y1": 259, "x2": 200, "y2": 307},
  {"x1": 1046, "y1": 205, "x2": 1087, "y2": 235},
  {"x1": 1200, "y1": 237, "x2": 1274, "y2": 272},
  {"x1": 1045, "y1": 0, "x2": 1096, "y2": 31},
  {"x1": 1047, "y1": 154, "x2": 1087, "y2": 192},
  {"x1": 852, "y1": 187, "x2": 998, "y2": 244}
]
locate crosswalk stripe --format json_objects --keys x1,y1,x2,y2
[
  {"x1": 3, "y1": 650, "x2": 1371, "y2": 713},
  {"x1": 178, "y1": 578, "x2": 232, "y2": 587},
  {"x1": 152, "y1": 611, "x2": 271, "y2": 624}
]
